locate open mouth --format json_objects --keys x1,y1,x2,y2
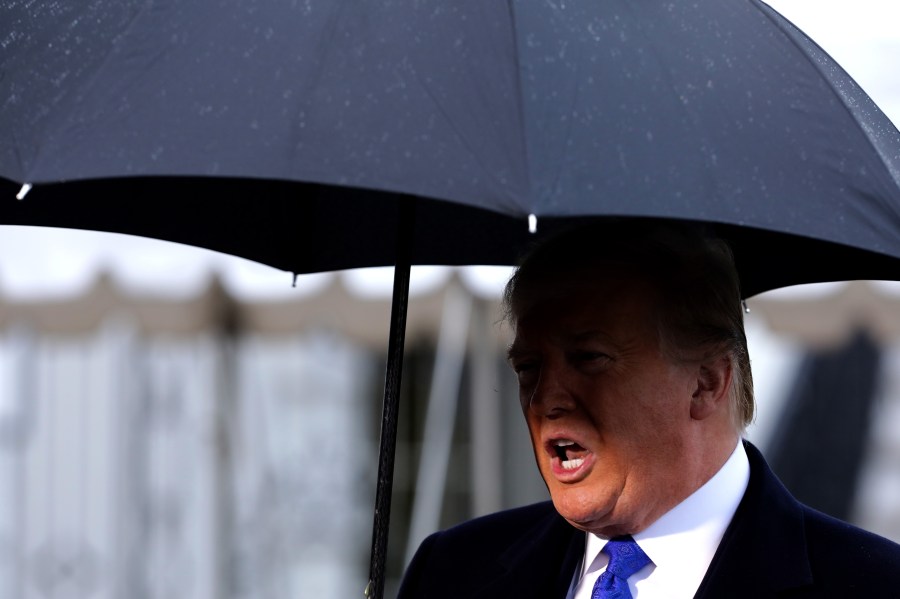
[{"x1": 551, "y1": 439, "x2": 589, "y2": 470}]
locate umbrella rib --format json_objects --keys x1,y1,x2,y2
[
  {"x1": 618, "y1": 0, "x2": 721, "y2": 203},
  {"x1": 26, "y1": 6, "x2": 151, "y2": 178},
  {"x1": 544, "y1": 45, "x2": 585, "y2": 205},
  {"x1": 752, "y1": 0, "x2": 900, "y2": 186},
  {"x1": 504, "y1": 0, "x2": 535, "y2": 210},
  {"x1": 412, "y1": 66, "x2": 525, "y2": 211},
  {"x1": 8, "y1": 127, "x2": 28, "y2": 185}
]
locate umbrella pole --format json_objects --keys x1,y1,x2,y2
[{"x1": 366, "y1": 202, "x2": 415, "y2": 599}]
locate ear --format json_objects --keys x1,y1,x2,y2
[{"x1": 690, "y1": 355, "x2": 733, "y2": 421}]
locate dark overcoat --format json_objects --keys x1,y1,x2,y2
[{"x1": 398, "y1": 442, "x2": 900, "y2": 598}]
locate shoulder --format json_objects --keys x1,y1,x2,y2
[
  {"x1": 398, "y1": 502, "x2": 569, "y2": 597},
  {"x1": 704, "y1": 441, "x2": 900, "y2": 595},
  {"x1": 405, "y1": 501, "x2": 561, "y2": 564},
  {"x1": 748, "y1": 441, "x2": 900, "y2": 588},
  {"x1": 746, "y1": 441, "x2": 900, "y2": 579},
  {"x1": 801, "y1": 505, "x2": 900, "y2": 582},
  {"x1": 430, "y1": 501, "x2": 561, "y2": 542}
]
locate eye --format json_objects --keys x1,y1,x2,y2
[
  {"x1": 571, "y1": 350, "x2": 611, "y2": 367},
  {"x1": 510, "y1": 359, "x2": 540, "y2": 385},
  {"x1": 512, "y1": 359, "x2": 537, "y2": 375}
]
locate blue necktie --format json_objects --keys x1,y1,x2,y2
[{"x1": 590, "y1": 536, "x2": 651, "y2": 599}]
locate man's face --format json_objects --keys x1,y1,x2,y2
[{"x1": 508, "y1": 272, "x2": 710, "y2": 537}]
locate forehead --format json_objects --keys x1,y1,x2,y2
[
  {"x1": 511, "y1": 269, "x2": 660, "y2": 344},
  {"x1": 512, "y1": 264, "x2": 656, "y2": 318}
]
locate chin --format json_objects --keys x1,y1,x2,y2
[{"x1": 550, "y1": 487, "x2": 615, "y2": 532}]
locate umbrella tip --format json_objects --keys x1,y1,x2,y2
[
  {"x1": 363, "y1": 580, "x2": 373, "y2": 597},
  {"x1": 16, "y1": 183, "x2": 32, "y2": 200},
  {"x1": 528, "y1": 214, "x2": 538, "y2": 234},
  {"x1": 742, "y1": 300, "x2": 750, "y2": 314},
  {"x1": 292, "y1": 273, "x2": 298, "y2": 288}
]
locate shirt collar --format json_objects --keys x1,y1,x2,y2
[{"x1": 579, "y1": 440, "x2": 750, "y2": 590}]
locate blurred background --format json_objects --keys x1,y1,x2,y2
[{"x1": 1, "y1": 1, "x2": 899, "y2": 597}]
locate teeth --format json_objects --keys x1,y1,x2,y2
[
  {"x1": 552, "y1": 440, "x2": 585, "y2": 469},
  {"x1": 561, "y1": 458, "x2": 584, "y2": 470}
]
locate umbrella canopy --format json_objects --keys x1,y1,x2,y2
[
  {"x1": 3, "y1": 0, "x2": 900, "y2": 296},
  {"x1": 3, "y1": 1, "x2": 900, "y2": 596}
]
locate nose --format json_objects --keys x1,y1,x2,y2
[{"x1": 526, "y1": 364, "x2": 577, "y2": 418}]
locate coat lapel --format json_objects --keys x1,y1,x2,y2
[
  {"x1": 472, "y1": 504, "x2": 582, "y2": 598},
  {"x1": 695, "y1": 441, "x2": 814, "y2": 597}
]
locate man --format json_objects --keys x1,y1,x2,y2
[{"x1": 398, "y1": 220, "x2": 900, "y2": 598}]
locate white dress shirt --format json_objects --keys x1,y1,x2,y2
[{"x1": 567, "y1": 441, "x2": 750, "y2": 599}]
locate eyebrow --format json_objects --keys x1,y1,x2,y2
[
  {"x1": 567, "y1": 329, "x2": 615, "y2": 346},
  {"x1": 506, "y1": 344, "x2": 528, "y2": 362},
  {"x1": 506, "y1": 329, "x2": 611, "y2": 361}
]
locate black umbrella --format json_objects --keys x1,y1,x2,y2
[{"x1": 3, "y1": 0, "x2": 900, "y2": 596}]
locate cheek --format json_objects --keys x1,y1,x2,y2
[
  {"x1": 523, "y1": 414, "x2": 544, "y2": 454},
  {"x1": 518, "y1": 388, "x2": 532, "y2": 412},
  {"x1": 605, "y1": 389, "x2": 691, "y2": 457},
  {"x1": 625, "y1": 367, "x2": 695, "y2": 419}
]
